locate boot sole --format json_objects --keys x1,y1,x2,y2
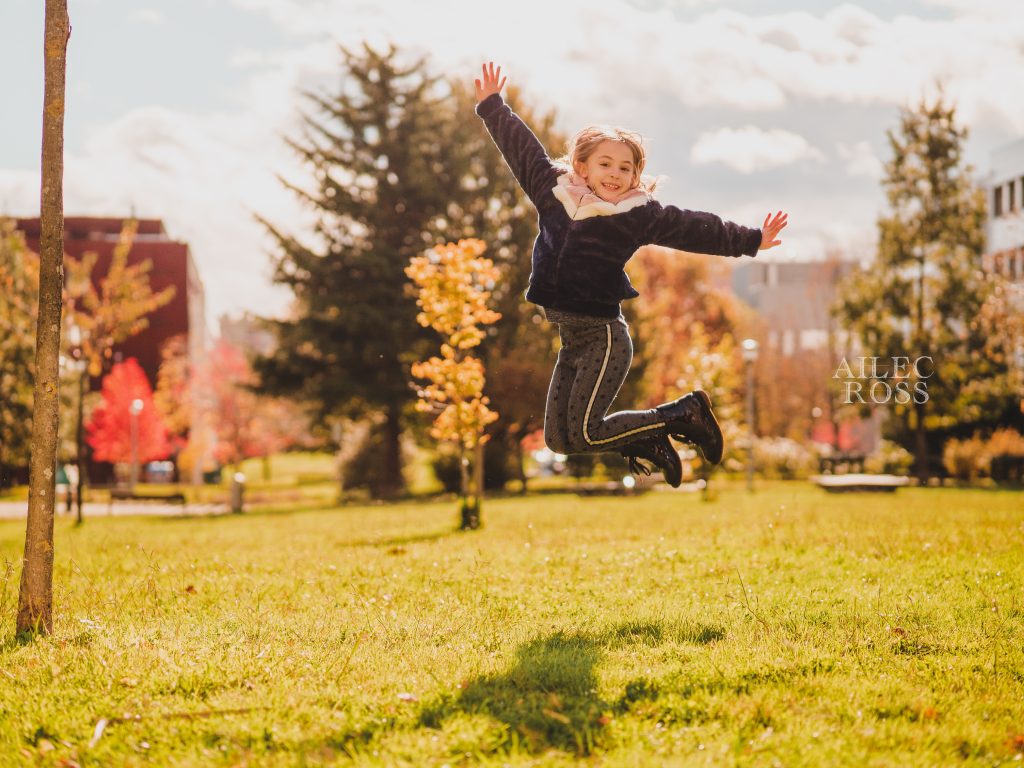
[{"x1": 674, "y1": 389, "x2": 724, "y2": 465}]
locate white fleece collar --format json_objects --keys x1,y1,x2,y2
[{"x1": 551, "y1": 172, "x2": 650, "y2": 220}]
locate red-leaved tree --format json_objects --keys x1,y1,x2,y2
[
  {"x1": 204, "y1": 339, "x2": 305, "y2": 471},
  {"x1": 86, "y1": 358, "x2": 170, "y2": 464}
]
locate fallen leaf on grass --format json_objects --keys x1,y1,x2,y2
[
  {"x1": 88, "y1": 707, "x2": 263, "y2": 747},
  {"x1": 184, "y1": 585, "x2": 197, "y2": 595},
  {"x1": 88, "y1": 719, "x2": 108, "y2": 749},
  {"x1": 543, "y1": 709, "x2": 571, "y2": 725},
  {"x1": 397, "y1": 692, "x2": 418, "y2": 703}
]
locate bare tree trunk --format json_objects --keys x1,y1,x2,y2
[
  {"x1": 472, "y1": 440, "x2": 484, "y2": 527},
  {"x1": 514, "y1": 433, "x2": 528, "y2": 495},
  {"x1": 379, "y1": 406, "x2": 403, "y2": 500},
  {"x1": 914, "y1": 400, "x2": 928, "y2": 484},
  {"x1": 17, "y1": 0, "x2": 70, "y2": 637}
]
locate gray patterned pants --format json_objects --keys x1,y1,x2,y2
[{"x1": 543, "y1": 309, "x2": 666, "y2": 455}]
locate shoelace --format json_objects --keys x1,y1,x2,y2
[{"x1": 625, "y1": 455, "x2": 653, "y2": 477}]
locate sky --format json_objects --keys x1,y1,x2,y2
[{"x1": 1, "y1": 0, "x2": 1022, "y2": 329}]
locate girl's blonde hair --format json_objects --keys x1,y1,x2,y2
[{"x1": 554, "y1": 125, "x2": 659, "y2": 193}]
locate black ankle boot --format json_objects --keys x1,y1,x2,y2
[
  {"x1": 655, "y1": 390, "x2": 724, "y2": 465},
  {"x1": 620, "y1": 434, "x2": 682, "y2": 488}
]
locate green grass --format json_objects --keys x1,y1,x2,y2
[{"x1": 1, "y1": 483, "x2": 1022, "y2": 766}]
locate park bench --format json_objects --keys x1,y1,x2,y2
[
  {"x1": 109, "y1": 488, "x2": 187, "y2": 505},
  {"x1": 810, "y1": 473, "x2": 911, "y2": 493},
  {"x1": 818, "y1": 454, "x2": 867, "y2": 474}
]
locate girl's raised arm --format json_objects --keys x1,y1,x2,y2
[
  {"x1": 644, "y1": 202, "x2": 763, "y2": 258},
  {"x1": 474, "y1": 62, "x2": 559, "y2": 207}
]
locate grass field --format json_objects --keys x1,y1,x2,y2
[{"x1": 1, "y1": 483, "x2": 1022, "y2": 766}]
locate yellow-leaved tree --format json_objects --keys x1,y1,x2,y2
[{"x1": 405, "y1": 239, "x2": 500, "y2": 530}]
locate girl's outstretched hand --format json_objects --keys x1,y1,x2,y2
[
  {"x1": 475, "y1": 62, "x2": 506, "y2": 103},
  {"x1": 759, "y1": 211, "x2": 788, "y2": 250}
]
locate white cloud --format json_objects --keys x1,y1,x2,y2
[
  {"x1": 919, "y1": 0, "x2": 1019, "y2": 16},
  {"x1": 690, "y1": 126, "x2": 825, "y2": 173},
  {"x1": 217, "y1": 0, "x2": 1024, "y2": 129},
  {"x1": 837, "y1": 140, "x2": 884, "y2": 179},
  {"x1": 5, "y1": 0, "x2": 1024, "y2": 323},
  {"x1": 130, "y1": 9, "x2": 165, "y2": 25}
]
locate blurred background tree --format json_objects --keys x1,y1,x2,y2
[
  {"x1": 85, "y1": 358, "x2": 170, "y2": 468},
  {"x1": 834, "y1": 92, "x2": 1006, "y2": 481},
  {"x1": 0, "y1": 220, "x2": 37, "y2": 489},
  {"x1": 255, "y1": 43, "x2": 471, "y2": 499},
  {"x1": 256, "y1": 44, "x2": 564, "y2": 498}
]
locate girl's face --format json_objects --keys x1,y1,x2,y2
[{"x1": 576, "y1": 140, "x2": 637, "y2": 202}]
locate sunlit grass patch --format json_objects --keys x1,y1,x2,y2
[{"x1": 0, "y1": 483, "x2": 1021, "y2": 765}]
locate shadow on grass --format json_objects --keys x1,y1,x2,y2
[
  {"x1": 325, "y1": 617, "x2": 726, "y2": 760},
  {"x1": 336, "y1": 531, "x2": 456, "y2": 549},
  {"x1": 421, "y1": 630, "x2": 606, "y2": 755}
]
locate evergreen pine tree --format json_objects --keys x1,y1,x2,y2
[
  {"x1": 835, "y1": 92, "x2": 996, "y2": 480},
  {"x1": 255, "y1": 44, "x2": 472, "y2": 498}
]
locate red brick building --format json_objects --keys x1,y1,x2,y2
[
  {"x1": 16, "y1": 217, "x2": 207, "y2": 386},
  {"x1": 16, "y1": 217, "x2": 208, "y2": 484}
]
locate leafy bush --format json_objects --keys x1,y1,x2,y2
[
  {"x1": 752, "y1": 437, "x2": 817, "y2": 480},
  {"x1": 865, "y1": 440, "x2": 914, "y2": 475},
  {"x1": 430, "y1": 440, "x2": 514, "y2": 494},
  {"x1": 943, "y1": 429, "x2": 1024, "y2": 484},
  {"x1": 942, "y1": 435, "x2": 988, "y2": 481}
]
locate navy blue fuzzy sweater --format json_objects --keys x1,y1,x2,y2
[{"x1": 475, "y1": 93, "x2": 762, "y2": 318}]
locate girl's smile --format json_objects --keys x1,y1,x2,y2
[{"x1": 576, "y1": 140, "x2": 637, "y2": 202}]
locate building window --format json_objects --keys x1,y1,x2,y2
[
  {"x1": 994, "y1": 185, "x2": 1003, "y2": 217},
  {"x1": 1011, "y1": 180, "x2": 1018, "y2": 213},
  {"x1": 799, "y1": 329, "x2": 829, "y2": 351},
  {"x1": 782, "y1": 329, "x2": 795, "y2": 356}
]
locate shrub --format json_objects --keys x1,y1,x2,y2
[
  {"x1": 865, "y1": 440, "x2": 914, "y2": 475},
  {"x1": 430, "y1": 440, "x2": 515, "y2": 494},
  {"x1": 752, "y1": 437, "x2": 817, "y2": 480},
  {"x1": 942, "y1": 436, "x2": 988, "y2": 481},
  {"x1": 943, "y1": 429, "x2": 1024, "y2": 484}
]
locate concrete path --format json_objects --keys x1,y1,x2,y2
[{"x1": 0, "y1": 500, "x2": 229, "y2": 520}]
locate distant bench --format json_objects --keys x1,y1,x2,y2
[
  {"x1": 810, "y1": 473, "x2": 911, "y2": 493},
  {"x1": 109, "y1": 488, "x2": 187, "y2": 505}
]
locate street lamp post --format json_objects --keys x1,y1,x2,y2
[
  {"x1": 66, "y1": 322, "x2": 87, "y2": 523},
  {"x1": 742, "y1": 338, "x2": 759, "y2": 493},
  {"x1": 129, "y1": 398, "x2": 144, "y2": 492}
]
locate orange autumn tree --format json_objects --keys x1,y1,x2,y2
[{"x1": 406, "y1": 239, "x2": 500, "y2": 530}]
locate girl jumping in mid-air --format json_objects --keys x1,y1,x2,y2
[{"x1": 474, "y1": 63, "x2": 788, "y2": 488}]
